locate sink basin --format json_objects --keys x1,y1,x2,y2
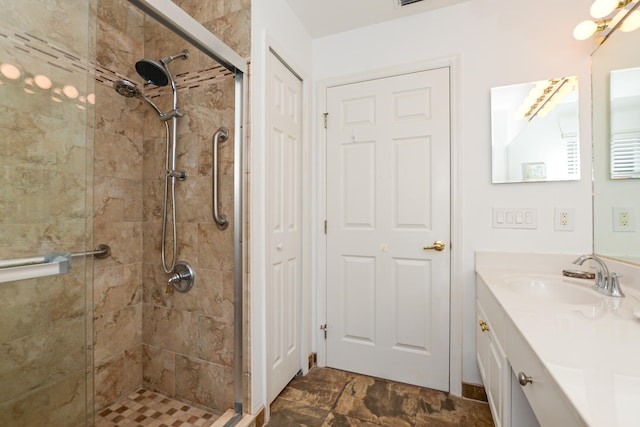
[{"x1": 501, "y1": 275, "x2": 603, "y2": 305}]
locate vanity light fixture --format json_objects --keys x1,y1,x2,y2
[
  {"x1": 574, "y1": 0, "x2": 639, "y2": 41},
  {"x1": 518, "y1": 77, "x2": 576, "y2": 122}
]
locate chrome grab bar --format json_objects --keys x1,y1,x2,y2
[
  {"x1": 0, "y1": 244, "x2": 111, "y2": 283},
  {"x1": 212, "y1": 127, "x2": 229, "y2": 229}
]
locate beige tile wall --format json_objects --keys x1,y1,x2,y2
[{"x1": 93, "y1": 0, "x2": 146, "y2": 410}]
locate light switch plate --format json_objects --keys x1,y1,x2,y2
[{"x1": 493, "y1": 208, "x2": 537, "y2": 229}]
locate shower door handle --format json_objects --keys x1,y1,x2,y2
[{"x1": 212, "y1": 127, "x2": 230, "y2": 230}]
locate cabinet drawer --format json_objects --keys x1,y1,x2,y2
[{"x1": 506, "y1": 322, "x2": 585, "y2": 427}]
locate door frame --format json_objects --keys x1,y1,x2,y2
[{"x1": 315, "y1": 56, "x2": 463, "y2": 396}]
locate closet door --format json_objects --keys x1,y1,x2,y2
[{"x1": 265, "y1": 49, "x2": 303, "y2": 403}]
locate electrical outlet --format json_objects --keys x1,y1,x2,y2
[
  {"x1": 613, "y1": 207, "x2": 635, "y2": 232},
  {"x1": 554, "y1": 207, "x2": 574, "y2": 231}
]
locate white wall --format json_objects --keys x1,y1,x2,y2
[
  {"x1": 312, "y1": 0, "x2": 594, "y2": 385},
  {"x1": 250, "y1": 0, "x2": 313, "y2": 415}
]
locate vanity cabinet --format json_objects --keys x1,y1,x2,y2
[{"x1": 477, "y1": 274, "x2": 584, "y2": 427}]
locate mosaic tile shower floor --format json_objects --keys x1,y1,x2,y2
[
  {"x1": 267, "y1": 367, "x2": 495, "y2": 427},
  {"x1": 95, "y1": 389, "x2": 219, "y2": 427}
]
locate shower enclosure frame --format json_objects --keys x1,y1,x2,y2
[{"x1": 127, "y1": 1, "x2": 248, "y2": 425}]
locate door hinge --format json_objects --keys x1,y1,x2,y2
[
  {"x1": 324, "y1": 220, "x2": 327, "y2": 234},
  {"x1": 320, "y1": 324, "x2": 327, "y2": 339},
  {"x1": 323, "y1": 112, "x2": 328, "y2": 129}
]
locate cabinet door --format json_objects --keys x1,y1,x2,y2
[{"x1": 477, "y1": 300, "x2": 510, "y2": 427}]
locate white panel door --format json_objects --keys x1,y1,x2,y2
[
  {"x1": 326, "y1": 68, "x2": 451, "y2": 391},
  {"x1": 266, "y1": 50, "x2": 303, "y2": 403}
]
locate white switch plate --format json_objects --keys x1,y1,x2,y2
[
  {"x1": 613, "y1": 206, "x2": 635, "y2": 232},
  {"x1": 493, "y1": 208, "x2": 537, "y2": 229},
  {"x1": 554, "y1": 207, "x2": 575, "y2": 231}
]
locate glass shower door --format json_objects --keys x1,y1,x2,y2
[{"x1": 0, "y1": 1, "x2": 96, "y2": 426}]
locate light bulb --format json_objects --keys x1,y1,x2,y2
[
  {"x1": 62, "y1": 84, "x2": 79, "y2": 99},
  {"x1": 34, "y1": 74, "x2": 52, "y2": 89},
  {"x1": 544, "y1": 100, "x2": 558, "y2": 111},
  {"x1": 535, "y1": 80, "x2": 549, "y2": 90},
  {"x1": 621, "y1": 10, "x2": 640, "y2": 32},
  {"x1": 0, "y1": 63, "x2": 21, "y2": 80},
  {"x1": 573, "y1": 20, "x2": 598, "y2": 40},
  {"x1": 590, "y1": 0, "x2": 619, "y2": 18},
  {"x1": 537, "y1": 108, "x2": 550, "y2": 118}
]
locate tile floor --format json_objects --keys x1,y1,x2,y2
[
  {"x1": 95, "y1": 389, "x2": 220, "y2": 427},
  {"x1": 266, "y1": 367, "x2": 495, "y2": 427}
]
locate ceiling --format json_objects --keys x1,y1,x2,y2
[{"x1": 285, "y1": 0, "x2": 470, "y2": 38}]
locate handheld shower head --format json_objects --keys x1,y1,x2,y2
[
  {"x1": 113, "y1": 79, "x2": 141, "y2": 98},
  {"x1": 112, "y1": 79, "x2": 163, "y2": 116}
]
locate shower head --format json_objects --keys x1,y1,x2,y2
[
  {"x1": 112, "y1": 79, "x2": 163, "y2": 116},
  {"x1": 135, "y1": 50, "x2": 189, "y2": 87},
  {"x1": 113, "y1": 79, "x2": 141, "y2": 98},
  {"x1": 135, "y1": 59, "x2": 170, "y2": 87}
]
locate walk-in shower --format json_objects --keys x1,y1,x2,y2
[
  {"x1": 113, "y1": 49, "x2": 196, "y2": 291},
  {"x1": 1, "y1": 0, "x2": 248, "y2": 425}
]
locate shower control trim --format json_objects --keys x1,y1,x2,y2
[{"x1": 168, "y1": 261, "x2": 195, "y2": 293}]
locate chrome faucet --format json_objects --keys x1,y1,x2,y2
[{"x1": 572, "y1": 255, "x2": 624, "y2": 298}]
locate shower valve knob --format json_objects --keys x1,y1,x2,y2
[{"x1": 168, "y1": 261, "x2": 195, "y2": 293}]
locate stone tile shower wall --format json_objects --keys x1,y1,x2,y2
[
  {"x1": 93, "y1": 0, "x2": 145, "y2": 410},
  {"x1": 93, "y1": 0, "x2": 250, "y2": 413}
]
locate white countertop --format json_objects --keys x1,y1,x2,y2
[{"x1": 476, "y1": 252, "x2": 640, "y2": 427}]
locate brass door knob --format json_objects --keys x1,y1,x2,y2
[{"x1": 423, "y1": 241, "x2": 446, "y2": 252}]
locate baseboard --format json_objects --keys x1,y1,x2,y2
[
  {"x1": 461, "y1": 382, "x2": 488, "y2": 402},
  {"x1": 308, "y1": 352, "x2": 317, "y2": 370}
]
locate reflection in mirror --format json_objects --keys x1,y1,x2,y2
[
  {"x1": 610, "y1": 67, "x2": 640, "y2": 179},
  {"x1": 592, "y1": 16, "x2": 640, "y2": 265},
  {"x1": 491, "y1": 77, "x2": 580, "y2": 183}
]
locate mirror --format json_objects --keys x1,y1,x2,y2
[
  {"x1": 610, "y1": 67, "x2": 640, "y2": 179},
  {"x1": 491, "y1": 77, "x2": 581, "y2": 183},
  {"x1": 592, "y1": 17, "x2": 640, "y2": 265}
]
